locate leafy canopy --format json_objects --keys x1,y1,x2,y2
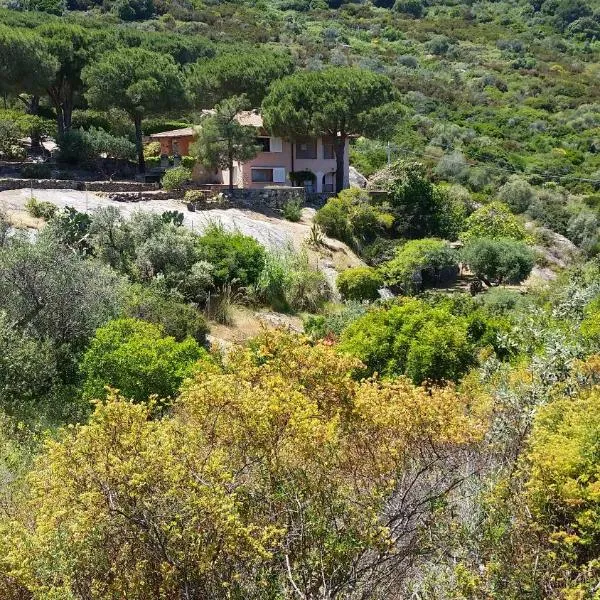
[
  {"x1": 339, "y1": 298, "x2": 475, "y2": 383},
  {"x1": 80, "y1": 318, "x2": 207, "y2": 403}
]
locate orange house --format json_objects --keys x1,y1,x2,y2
[{"x1": 150, "y1": 127, "x2": 195, "y2": 157}]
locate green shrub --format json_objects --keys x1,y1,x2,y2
[
  {"x1": 183, "y1": 190, "x2": 204, "y2": 203},
  {"x1": 339, "y1": 298, "x2": 474, "y2": 384},
  {"x1": 461, "y1": 237, "x2": 536, "y2": 286},
  {"x1": 393, "y1": 0, "x2": 424, "y2": 17},
  {"x1": 161, "y1": 166, "x2": 192, "y2": 191},
  {"x1": 144, "y1": 141, "x2": 161, "y2": 158},
  {"x1": 282, "y1": 197, "x2": 303, "y2": 222},
  {"x1": 382, "y1": 238, "x2": 459, "y2": 294},
  {"x1": 25, "y1": 197, "x2": 58, "y2": 220},
  {"x1": 20, "y1": 163, "x2": 52, "y2": 179},
  {"x1": 314, "y1": 188, "x2": 393, "y2": 248},
  {"x1": 80, "y1": 318, "x2": 207, "y2": 403},
  {"x1": 336, "y1": 266, "x2": 383, "y2": 302},
  {"x1": 196, "y1": 224, "x2": 265, "y2": 288},
  {"x1": 0, "y1": 120, "x2": 24, "y2": 161},
  {"x1": 303, "y1": 301, "x2": 368, "y2": 340},
  {"x1": 498, "y1": 177, "x2": 535, "y2": 214},
  {"x1": 181, "y1": 156, "x2": 196, "y2": 169},
  {"x1": 253, "y1": 249, "x2": 330, "y2": 312},
  {"x1": 124, "y1": 285, "x2": 209, "y2": 344},
  {"x1": 461, "y1": 202, "x2": 529, "y2": 242}
]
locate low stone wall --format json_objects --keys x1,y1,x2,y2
[
  {"x1": 0, "y1": 178, "x2": 159, "y2": 193},
  {"x1": 207, "y1": 187, "x2": 306, "y2": 209}
]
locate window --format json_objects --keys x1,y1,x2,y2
[
  {"x1": 251, "y1": 168, "x2": 274, "y2": 183},
  {"x1": 323, "y1": 140, "x2": 335, "y2": 159},
  {"x1": 256, "y1": 137, "x2": 270, "y2": 152},
  {"x1": 296, "y1": 138, "x2": 317, "y2": 159},
  {"x1": 323, "y1": 173, "x2": 335, "y2": 193}
]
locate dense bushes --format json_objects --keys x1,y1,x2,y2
[
  {"x1": 196, "y1": 225, "x2": 265, "y2": 288},
  {"x1": 80, "y1": 318, "x2": 207, "y2": 403},
  {"x1": 339, "y1": 298, "x2": 475, "y2": 383},
  {"x1": 336, "y1": 266, "x2": 383, "y2": 301},
  {"x1": 161, "y1": 166, "x2": 191, "y2": 191},
  {"x1": 382, "y1": 238, "x2": 459, "y2": 293},
  {"x1": 461, "y1": 201, "x2": 529, "y2": 242},
  {"x1": 252, "y1": 249, "x2": 330, "y2": 312}
]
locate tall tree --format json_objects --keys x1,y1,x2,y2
[
  {"x1": 186, "y1": 48, "x2": 294, "y2": 109},
  {"x1": 0, "y1": 26, "x2": 57, "y2": 104},
  {"x1": 262, "y1": 67, "x2": 399, "y2": 193},
  {"x1": 191, "y1": 96, "x2": 260, "y2": 191},
  {"x1": 37, "y1": 23, "x2": 92, "y2": 137},
  {"x1": 83, "y1": 48, "x2": 187, "y2": 173}
]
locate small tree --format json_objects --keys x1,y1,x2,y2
[
  {"x1": 191, "y1": 96, "x2": 260, "y2": 191},
  {"x1": 460, "y1": 201, "x2": 529, "y2": 242},
  {"x1": 461, "y1": 237, "x2": 535, "y2": 286},
  {"x1": 83, "y1": 48, "x2": 187, "y2": 173},
  {"x1": 262, "y1": 67, "x2": 399, "y2": 193}
]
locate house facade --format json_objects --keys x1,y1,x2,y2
[
  {"x1": 149, "y1": 127, "x2": 195, "y2": 157},
  {"x1": 149, "y1": 112, "x2": 350, "y2": 193}
]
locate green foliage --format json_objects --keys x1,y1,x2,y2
[
  {"x1": 0, "y1": 24, "x2": 58, "y2": 96},
  {"x1": 80, "y1": 318, "x2": 206, "y2": 403},
  {"x1": 0, "y1": 120, "x2": 26, "y2": 161},
  {"x1": 336, "y1": 266, "x2": 383, "y2": 302},
  {"x1": 187, "y1": 47, "x2": 294, "y2": 108},
  {"x1": 382, "y1": 238, "x2": 459, "y2": 293},
  {"x1": 20, "y1": 163, "x2": 52, "y2": 179},
  {"x1": 339, "y1": 298, "x2": 474, "y2": 383},
  {"x1": 83, "y1": 47, "x2": 187, "y2": 171},
  {"x1": 0, "y1": 311, "x2": 59, "y2": 418},
  {"x1": 252, "y1": 248, "x2": 330, "y2": 312},
  {"x1": 462, "y1": 237, "x2": 536, "y2": 285},
  {"x1": 124, "y1": 285, "x2": 208, "y2": 344},
  {"x1": 461, "y1": 201, "x2": 529, "y2": 242},
  {"x1": 314, "y1": 188, "x2": 393, "y2": 249},
  {"x1": 161, "y1": 166, "x2": 191, "y2": 191},
  {"x1": 393, "y1": 0, "x2": 424, "y2": 17},
  {"x1": 303, "y1": 301, "x2": 368, "y2": 339},
  {"x1": 282, "y1": 197, "x2": 303, "y2": 222},
  {"x1": 196, "y1": 224, "x2": 266, "y2": 288},
  {"x1": 45, "y1": 206, "x2": 93, "y2": 255},
  {"x1": 24, "y1": 197, "x2": 57, "y2": 219},
  {"x1": 498, "y1": 177, "x2": 535, "y2": 214},
  {"x1": 379, "y1": 162, "x2": 466, "y2": 240},
  {"x1": 191, "y1": 95, "x2": 260, "y2": 190},
  {"x1": 263, "y1": 67, "x2": 398, "y2": 192},
  {"x1": 58, "y1": 127, "x2": 135, "y2": 164}
]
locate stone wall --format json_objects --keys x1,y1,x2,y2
[{"x1": 0, "y1": 178, "x2": 159, "y2": 192}]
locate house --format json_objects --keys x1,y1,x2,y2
[
  {"x1": 149, "y1": 127, "x2": 195, "y2": 157},
  {"x1": 149, "y1": 111, "x2": 350, "y2": 193}
]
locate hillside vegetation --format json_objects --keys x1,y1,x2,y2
[{"x1": 1, "y1": 0, "x2": 600, "y2": 598}]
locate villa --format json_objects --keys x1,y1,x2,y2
[{"x1": 149, "y1": 111, "x2": 349, "y2": 194}]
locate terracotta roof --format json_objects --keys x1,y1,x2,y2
[
  {"x1": 149, "y1": 111, "x2": 263, "y2": 139},
  {"x1": 150, "y1": 127, "x2": 195, "y2": 138}
]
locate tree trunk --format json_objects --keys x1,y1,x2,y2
[
  {"x1": 228, "y1": 142, "x2": 234, "y2": 192},
  {"x1": 333, "y1": 136, "x2": 346, "y2": 194},
  {"x1": 27, "y1": 96, "x2": 41, "y2": 150},
  {"x1": 134, "y1": 115, "x2": 145, "y2": 174}
]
